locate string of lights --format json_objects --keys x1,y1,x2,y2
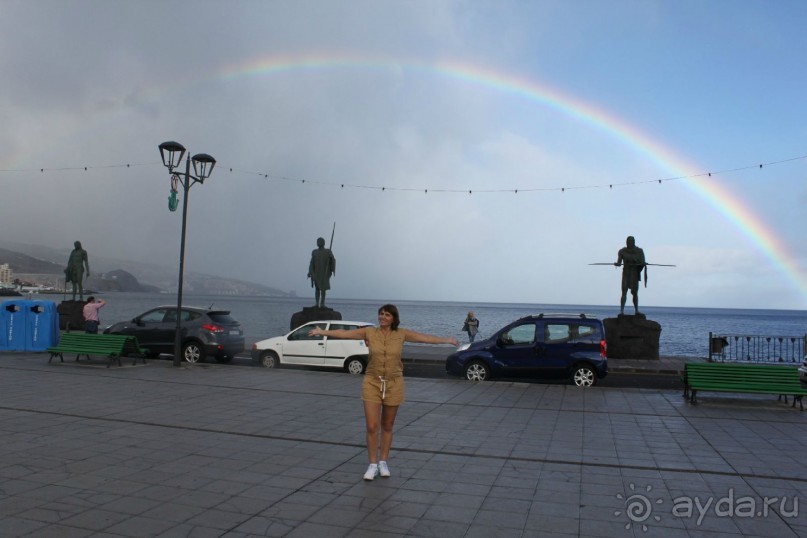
[
  {"x1": 0, "y1": 162, "x2": 154, "y2": 173},
  {"x1": 2, "y1": 154, "x2": 805, "y2": 195}
]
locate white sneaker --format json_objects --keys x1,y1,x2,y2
[
  {"x1": 378, "y1": 461, "x2": 390, "y2": 478},
  {"x1": 363, "y1": 464, "x2": 378, "y2": 481}
]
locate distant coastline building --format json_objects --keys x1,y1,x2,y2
[{"x1": 0, "y1": 263, "x2": 12, "y2": 286}]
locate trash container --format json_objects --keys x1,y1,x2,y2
[
  {"x1": 0, "y1": 301, "x2": 10, "y2": 350},
  {"x1": 2, "y1": 300, "x2": 29, "y2": 351},
  {"x1": 25, "y1": 300, "x2": 59, "y2": 351}
]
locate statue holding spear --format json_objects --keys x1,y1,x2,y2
[
  {"x1": 589, "y1": 236, "x2": 675, "y2": 316},
  {"x1": 308, "y1": 223, "x2": 336, "y2": 308}
]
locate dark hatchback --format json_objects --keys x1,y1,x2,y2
[
  {"x1": 104, "y1": 305, "x2": 244, "y2": 364},
  {"x1": 446, "y1": 313, "x2": 608, "y2": 386}
]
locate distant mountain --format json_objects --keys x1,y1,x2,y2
[
  {"x1": 0, "y1": 248, "x2": 64, "y2": 274},
  {"x1": 90, "y1": 269, "x2": 162, "y2": 293},
  {"x1": 0, "y1": 242, "x2": 291, "y2": 296}
]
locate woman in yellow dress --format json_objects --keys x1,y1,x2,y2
[{"x1": 310, "y1": 304, "x2": 458, "y2": 480}]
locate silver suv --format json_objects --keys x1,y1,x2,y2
[{"x1": 104, "y1": 305, "x2": 244, "y2": 364}]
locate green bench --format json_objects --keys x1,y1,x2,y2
[
  {"x1": 683, "y1": 362, "x2": 807, "y2": 410},
  {"x1": 47, "y1": 333, "x2": 149, "y2": 368}
]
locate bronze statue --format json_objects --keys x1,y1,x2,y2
[
  {"x1": 615, "y1": 236, "x2": 645, "y2": 315},
  {"x1": 65, "y1": 241, "x2": 90, "y2": 301},
  {"x1": 308, "y1": 237, "x2": 335, "y2": 308}
]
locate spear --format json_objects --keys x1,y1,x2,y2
[
  {"x1": 589, "y1": 262, "x2": 675, "y2": 287},
  {"x1": 329, "y1": 222, "x2": 336, "y2": 250},
  {"x1": 588, "y1": 263, "x2": 676, "y2": 266}
]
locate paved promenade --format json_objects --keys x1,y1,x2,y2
[{"x1": 0, "y1": 351, "x2": 805, "y2": 537}]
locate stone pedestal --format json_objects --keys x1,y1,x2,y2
[
  {"x1": 603, "y1": 314, "x2": 661, "y2": 359},
  {"x1": 57, "y1": 300, "x2": 87, "y2": 331},
  {"x1": 290, "y1": 306, "x2": 342, "y2": 331}
]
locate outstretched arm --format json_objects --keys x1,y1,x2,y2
[
  {"x1": 309, "y1": 326, "x2": 368, "y2": 340},
  {"x1": 403, "y1": 329, "x2": 458, "y2": 346}
]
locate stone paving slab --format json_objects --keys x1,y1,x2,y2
[{"x1": 0, "y1": 352, "x2": 805, "y2": 537}]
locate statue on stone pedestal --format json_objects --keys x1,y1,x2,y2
[
  {"x1": 308, "y1": 237, "x2": 335, "y2": 308},
  {"x1": 589, "y1": 238, "x2": 675, "y2": 359},
  {"x1": 65, "y1": 241, "x2": 90, "y2": 301}
]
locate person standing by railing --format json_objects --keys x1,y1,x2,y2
[{"x1": 463, "y1": 311, "x2": 479, "y2": 343}]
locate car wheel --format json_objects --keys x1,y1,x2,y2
[
  {"x1": 345, "y1": 357, "x2": 366, "y2": 375},
  {"x1": 182, "y1": 341, "x2": 205, "y2": 364},
  {"x1": 571, "y1": 363, "x2": 597, "y2": 387},
  {"x1": 464, "y1": 360, "x2": 489, "y2": 381},
  {"x1": 215, "y1": 355, "x2": 232, "y2": 364},
  {"x1": 258, "y1": 351, "x2": 279, "y2": 368}
]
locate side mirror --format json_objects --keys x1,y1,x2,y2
[
  {"x1": 496, "y1": 335, "x2": 506, "y2": 347},
  {"x1": 134, "y1": 317, "x2": 144, "y2": 326}
]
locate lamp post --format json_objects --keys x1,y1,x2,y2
[{"x1": 158, "y1": 141, "x2": 216, "y2": 367}]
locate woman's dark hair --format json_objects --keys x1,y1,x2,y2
[{"x1": 378, "y1": 304, "x2": 400, "y2": 330}]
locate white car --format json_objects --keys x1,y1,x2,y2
[{"x1": 251, "y1": 320, "x2": 373, "y2": 374}]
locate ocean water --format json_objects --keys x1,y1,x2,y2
[{"x1": 49, "y1": 292, "x2": 807, "y2": 358}]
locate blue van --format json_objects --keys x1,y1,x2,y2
[{"x1": 445, "y1": 313, "x2": 608, "y2": 386}]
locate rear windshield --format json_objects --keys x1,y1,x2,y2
[{"x1": 207, "y1": 312, "x2": 237, "y2": 324}]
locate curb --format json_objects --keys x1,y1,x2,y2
[{"x1": 400, "y1": 356, "x2": 683, "y2": 375}]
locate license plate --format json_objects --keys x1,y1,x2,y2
[{"x1": 229, "y1": 330, "x2": 240, "y2": 335}]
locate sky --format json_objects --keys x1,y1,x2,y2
[{"x1": 1, "y1": 0, "x2": 806, "y2": 310}]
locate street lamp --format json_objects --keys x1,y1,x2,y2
[{"x1": 158, "y1": 141, "x2": 216, "y2": 367}]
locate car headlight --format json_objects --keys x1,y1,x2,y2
[{"x1": 456, "y1": 343, "x2": 471, "y2": 352}]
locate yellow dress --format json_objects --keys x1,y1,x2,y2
[{"x1": 362, "y1": 327, "x2": 406, "y2": 405}]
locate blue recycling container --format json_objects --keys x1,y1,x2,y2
[
  {"x1": 2, "y1": 300, "x2": 29, "y2": 351},
  {"x1": 25, "y1": 300, "x2": 59, "y2": 351},
  {"x1": 0, "y1": 301, "x2": 9, "y2": 350}
]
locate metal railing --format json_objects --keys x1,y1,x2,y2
[{"x1": 709, "y1": 332, "x2": 806, "y2": 364}]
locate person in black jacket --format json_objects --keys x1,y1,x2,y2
[{"x1": 463, "y1": 311, "x2": 479, "y2": 343}]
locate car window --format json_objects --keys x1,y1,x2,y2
[
  {"x1": 570, "y1": 323, "x2": 602, "y2": 343},
  {"x1": 500, "y1": 323, "x2": 536, "y2": 346},
  {"x1": 328, "y1": 323, "x2": 363, "y2": 338},
  {"x1": 141, "y1": 309, "x2": 168, "y2": 323},
  {"x1": 289, "y1": 323, "x2": 327, "y2": 341},
  {"x1": 545, "y1": 323, "x2": 602, "y2": 344},
  {"x1": 166, "y1": 309, "x2": 194, "y2": 322},
  {"x1": 545, "y1": 324, "x2": 571, "y2": 343}
]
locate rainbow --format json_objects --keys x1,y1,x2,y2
[
  {"x1": 6, "y1": 53, "x2": 805, "y2": 303},
  {"x1": 218, "y1": 54, "x2": 807, "y2": 302}
]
